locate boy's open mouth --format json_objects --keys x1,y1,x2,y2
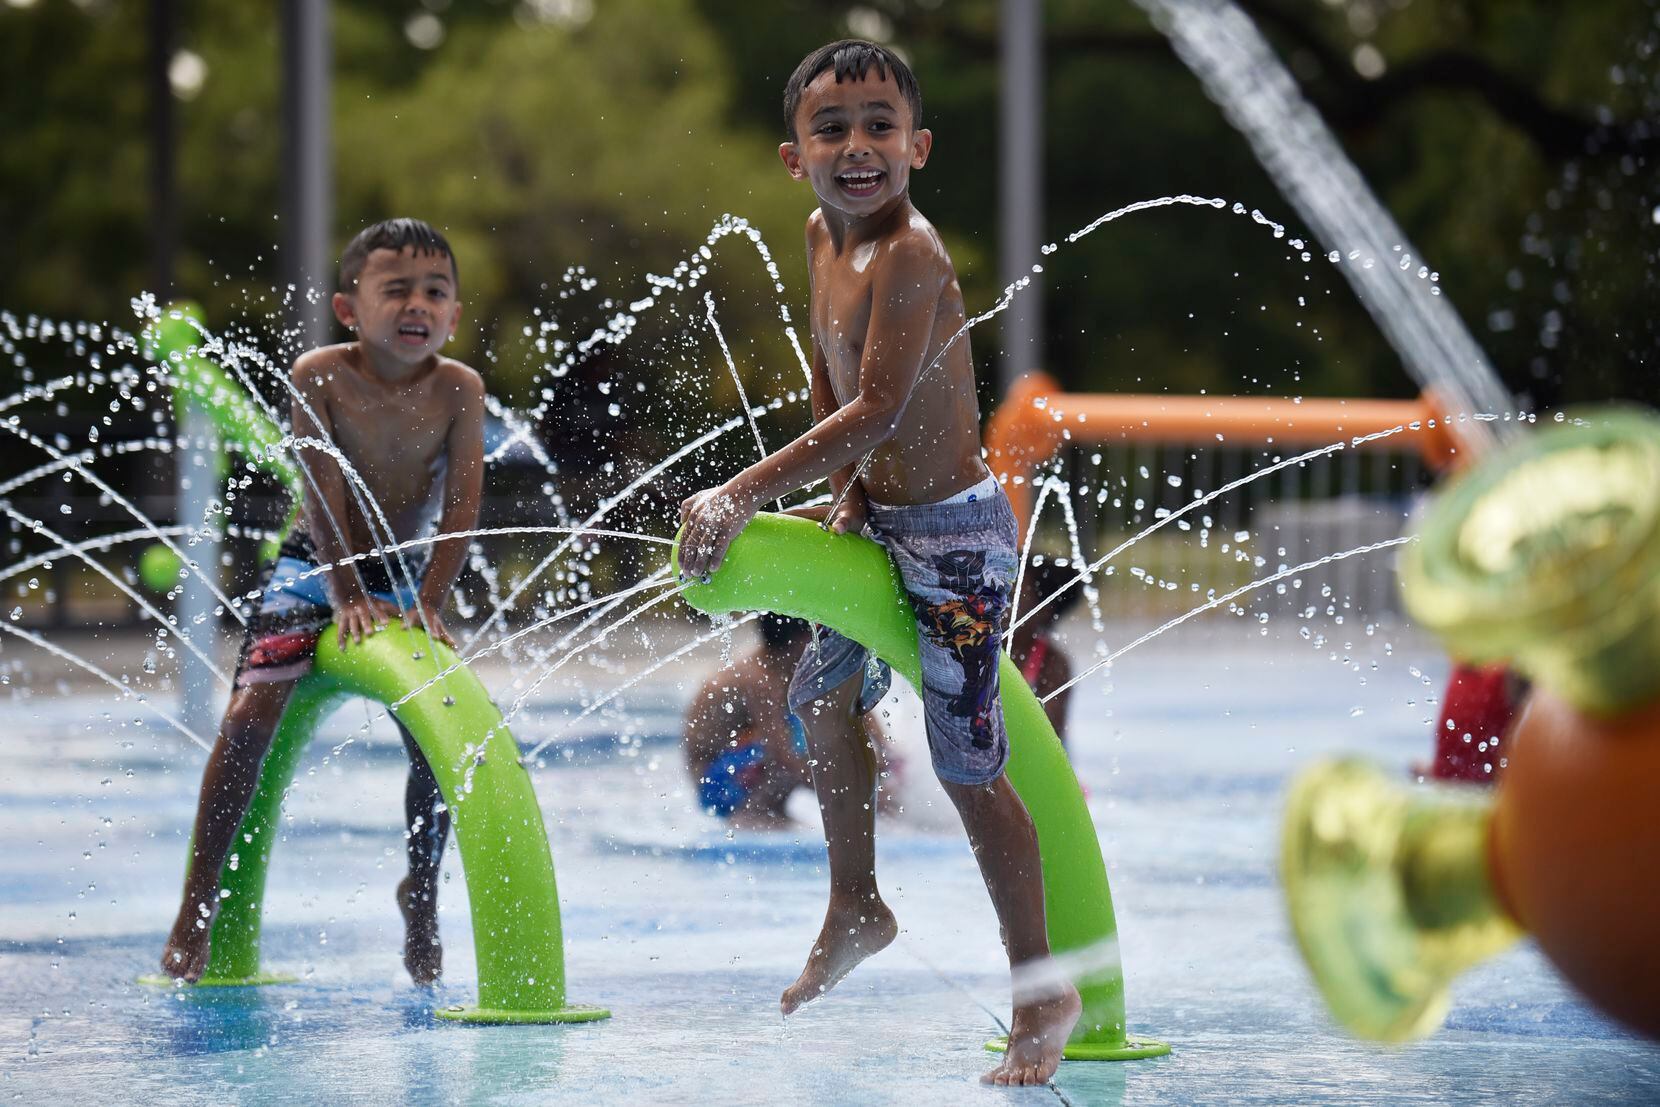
[
  {"x1": 836, "y1": 168, "x2": 885, "y2": 198},
  {"x1": 397, "y1": 323, "x2": 431, "y2": 343}
]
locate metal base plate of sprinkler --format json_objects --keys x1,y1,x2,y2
[
  {"x1": 984, "y1": 1035, "x2": 1172, "y2": 1062},
  {"x1": 435, "y1": 1003, "x2": 612, "y2": 1026},
  {"x1": 136, "y1": 971, "x2": 300, "y2": 988}
]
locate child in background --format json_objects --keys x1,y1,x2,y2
[
  {"x1": 683, "y1": 613, "x2": 902, "y2": 827},
  {"x1": 683, "y1": 613, "x2": 815, "y2": 828},
  {"x1": 1010, "y1": 559, "x2": 1085, "y2": 755},
  {"x1": 161, "y1": 219, "x2": 485, "y2": 987}
]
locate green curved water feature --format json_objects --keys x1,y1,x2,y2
[
  {"x1": 675, "y1": 512, "x2": 1168, "y2": 1060},
  {"x1": 145, "y1": 627, "x2": 606, "y2": 1025}
]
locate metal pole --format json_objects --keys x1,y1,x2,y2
[
  {"x1": 151, "y1": 0, "x2": 217, "y2": 735},
  {"x1": 998, "y1": 0, "x2": 1044, "y2": 393},
  {"x1": 149, "y1": 0, "x2": 176, "y2": 302},
  {"x1": 282, "y1": 0, "x2": 332, "y2": 352},
  {"x1": 176, "y1": 408, "x2": 220, "y2": 739}
]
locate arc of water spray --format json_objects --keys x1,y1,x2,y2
[
  {"x1": 1011, "y1": 420, "x2": 1432, "y2": 635},
  {"x1": 520, "y1": 611, "x2": 760, "y2": 763},
  {"x1": 445, "y1": 580, "x2": 692, "y2": 806},
  {"x1": 484, "y1": 581, "x2": 691, "y2": 756},
  {"x1": 0, "y1": 621, "x2": 211, "y2": 751},
  {"x1": 0, "y1": 416, "x2": 247, "y2": 629},
  {"x1": 457, "y1": 400, "x2": 798, "y2": 656},
  {"x1": 822, "y1": 195, "x2": 1234, "y2": 523},
  {"x1": 1006, "y1": 474, "x2": 1111, "y2": 648},
  {"x1": 0, "y1": 503, "x2": 232, "y2": 688},
  {"x1": 389, "y1": 569, "x2": 679, "y2": 713},
  {"x1": 320, "y1": 570, "x2": 682, "y2": 761},
  {"x1": 529, "y1": 214, "x2": 813, "y2": 418},
  {"x1": 0, "y1": 524, "x2": 195, "y2": 585},
  {"x1": 1131, "y1": 0, "x2": 1513, "y2": 448},
  {"x1": 704, "y1": 292, "x2": 771, "y2": 464},
  {"x1": 1043, "y1": 534, "x2": 1415, "y2": 703}
]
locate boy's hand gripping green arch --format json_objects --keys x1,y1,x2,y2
[{"x1": 673, "y1": 512, "x2": 1168, "y2": 1061}]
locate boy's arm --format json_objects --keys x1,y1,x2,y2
[
  {"x1": 810, "y1": 340, "x2": 869, "y2": 535},
  {"x1": 679, "y1": 240, "x2": 946, "y2": 577},
  {"x1": 291, "y1": 358, "x2": 381, "y2": 647},
  {"x1": 405, "y1": 365, "x2": 486, "y2": 648}
]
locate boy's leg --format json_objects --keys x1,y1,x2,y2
[
  {"x1": 161, "y1": 679, "x2": 298, "y2": 981},
  {"x1": 941, "y1": 776, "x2": 1081, "y2": 1086},
  {"x1": 398, "y1": 722, "x2": 449, "y2": 985},
  {"x1": 781, "y1": 675, "x2": 898, "y2": 1015},
  {"x1": 880, "y1": 498, "x2": 1080, "y2": 1084}
]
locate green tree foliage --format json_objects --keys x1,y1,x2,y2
[{"x1": 1, "y1": 0, "x2": 1653, "y2": 420}]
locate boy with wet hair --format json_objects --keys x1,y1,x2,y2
[
  {"x1": 679, "y1": 39, "x2": 1081, "y2": 1086},
  {"x1": 161, "y1": 218, "x2": 486, "y2": 988},
  {"x1": 682, "y1": 613, "x2": 815, "y2": 829},
  {"x1": 683, "y1": 614, "x2": 901, "y2": 828}
]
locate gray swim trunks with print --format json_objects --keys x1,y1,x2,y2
[{"x1": 787, "y1": 488, "x2": 1019, "y2": 786}]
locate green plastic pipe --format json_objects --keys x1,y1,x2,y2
[
  {"x1": 675, "y1": 513, "x2": 1167, "y2": 1060},
  {"x1": 145, "y1": 303, "x2": 303, "y2": 503},
  {"x1": 140, "y1": 303, "x2": 300, "y2": 583},
  {"x1": 148, "y1": 626, "x2": 607, "y2": 1025}
]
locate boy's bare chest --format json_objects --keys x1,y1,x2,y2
[
  {"x1": 322, "y1": 378, "x2": 450, "y2": 486},
  {"x1": 809, "y1": 262, "x2": 877, "y2": 400}
]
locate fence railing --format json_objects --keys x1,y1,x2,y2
[{"x1": 986, "y1": 372, "x2": 1468, "y2": 625}]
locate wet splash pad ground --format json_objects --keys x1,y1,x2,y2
[{"x1": 3, "y1": 623, "x2": 1656, "y2": 1105}]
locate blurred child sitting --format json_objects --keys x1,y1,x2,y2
[{"x1": 683, "y1": 613, "x2": 903, "y2": 828}]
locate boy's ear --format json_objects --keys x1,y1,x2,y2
[
  {"x1": 910, "y1": 128, "x2": 933, "y2": 170},
  {"x1": 446, "y1": 301, "x2": 463, "y2": 343},
  {"x1": 331, "y1": 291, "x2": 357, "y2": 331},
  {"x1": 779, "y1": 141, "x2": 807, "y2": 181}
]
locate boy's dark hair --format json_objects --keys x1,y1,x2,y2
[
  {"x1": 759, "y1": 612, "x2": 810, "y2": 651},
  {"x1": 783, "y1": 39, "x2": 922, "y2": 142},
  {"x1": 338, "y1": 218, "x2": 458, "y2": 292}
]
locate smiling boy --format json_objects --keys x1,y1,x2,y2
[
  {"x1": 160, "y1": 218, "x2": 485, "y2": 987},
  {"x1": 678, "y1": 41, "x2": 1081, "y2": 1085}
]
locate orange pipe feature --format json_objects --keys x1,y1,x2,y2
[{"x1": 984, "y1": 372, "x2": 1462, "y2": 528}]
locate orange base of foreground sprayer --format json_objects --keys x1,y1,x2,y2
[{"x1": 1490, "y1": 691, "x2": 1660, "y2": 1040}]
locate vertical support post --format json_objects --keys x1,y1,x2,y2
[
  {"x1": 176, "y1": 402, "x2": 220, "y2": 740},
  {"x1": 282, "y1": 0, "x2": 333, "y2": 352},
  {"x1": 149, "y1": 0, "x2": 176, "y2": 303},
  {"x1": 998, "y1": 0, "x2": 1044, "y2": 393}
]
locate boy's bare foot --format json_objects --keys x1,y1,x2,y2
[
  {"x1": 160, "y1": 901, "x2": 216, "y2": 982},
  {"x1": 780, "y1": 895, "x2": 897, "y2": 1015},
  {"x1": 398, "y1": 875, "x2": 442, "y2": 985},
  {"x1": 985, "y1": 981, "x2": 1082, "y2": 1086}
]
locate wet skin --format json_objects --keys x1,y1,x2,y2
[
  {"x1": 679, "y1": 70, "x2": 1081, "y2": 1085},
  {"x1": 678, "y1": 66, "x2": 985, "y2": 576},
  {"x1": 160, "y1": 246, "x2": 485, "y2": 985},
  {"x1": 683, "y1": 632, "x2": 815, "y2": 828}
]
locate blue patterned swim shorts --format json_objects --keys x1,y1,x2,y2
[{"x1": 787, "y1": 474, "x2": 1019, "y2": 786}]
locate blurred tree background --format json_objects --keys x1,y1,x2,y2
[{"x1": 1, "y1": 0, "x2": 1654, "y2": 448}]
